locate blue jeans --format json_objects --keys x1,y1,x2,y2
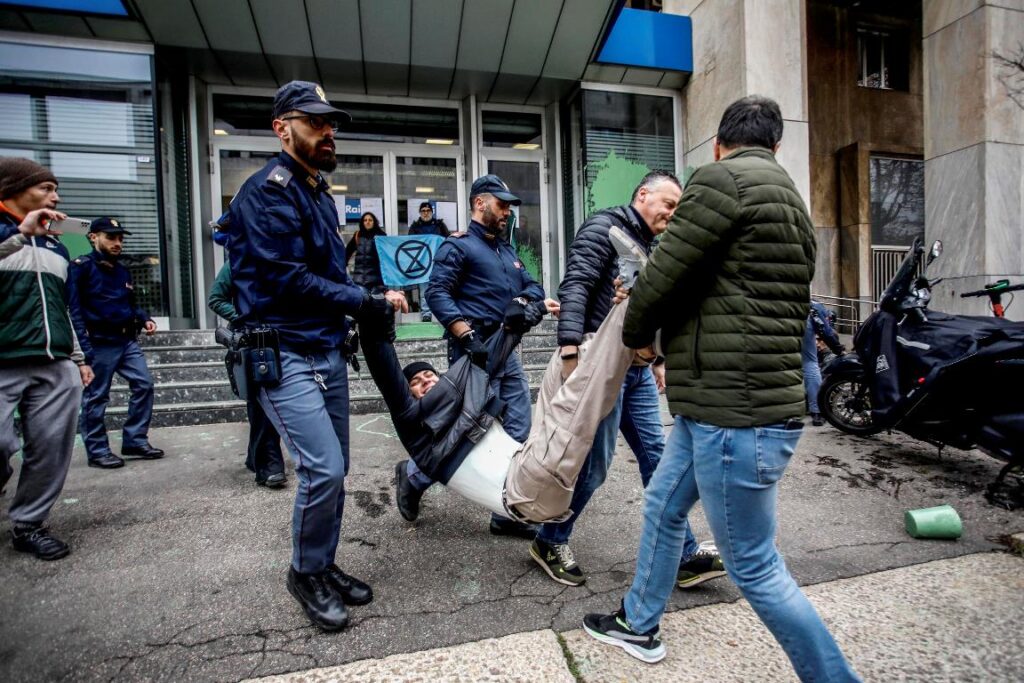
[
  {"x1": 245, "y1": 397, "x2": 284, "y2": 480},
  {"x1": 537, "y1": 366, "x2": 699, "y2": 564},
  {"x1": 80, "y1": 340, "x2": 154, "y2": 459},
  {"x1": 624, "y1": 416, "x2": 859, "y2": 682},
  {"x1": 259, "y1": 350, "x2": 350, "y2": 574},
  {"x1": 802, "y1": 321, "x2": 822, "y2": 413}
]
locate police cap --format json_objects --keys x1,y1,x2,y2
[
  {"x1": 89, "y1": 217, "x2": 132, "y2": 235},
  {"x1": 272, "y1": 80, "x2": 352, "y2": 123},
  {"x1": 470, "y1": 174, "x2": 521, "y2": 206}
]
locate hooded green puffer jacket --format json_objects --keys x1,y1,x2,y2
[{"x1": 623, "y1": 147, "x2": 816, "y2": 427}]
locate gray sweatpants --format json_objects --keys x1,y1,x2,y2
[{"x1": 0, "y1": 360, "x2": 81, "y2": 526}]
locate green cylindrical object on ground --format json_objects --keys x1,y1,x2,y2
[{"x1": 904, "y1": 504, "x2": 963, "y2": 539}]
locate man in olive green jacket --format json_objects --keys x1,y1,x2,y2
[{"x1": 583, "y1": 97, "x2": 860, "y2": 682}]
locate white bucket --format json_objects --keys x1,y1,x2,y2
[{"x1": 444, "y1": 422, "x2": 520, "y2": 516}]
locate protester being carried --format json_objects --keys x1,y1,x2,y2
[{"x1": 362, "y1": 227, "x2": 663, "y2": 528}]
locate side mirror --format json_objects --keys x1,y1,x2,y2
[{"x1": 927, "y1": 240, "x2": 943, "y2": 266}]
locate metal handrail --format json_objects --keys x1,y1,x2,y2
[{"x1": 812, "y1": 294, "x2": 880, "y2": 335}]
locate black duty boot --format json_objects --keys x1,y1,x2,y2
[
  {"x1": 324, "y1": 564, "x2": 374, "y2": 606},
  {"x1": 286, "y1": 568, "x2": 348, "y2": 631},
  {"x1": 394, "y1": 460, "x2": 424, "y2": 522},
  {"x1": 122, "y1": 443, "x2": 164, "y2": 459},
  {"x1": 256, "y1": 472, "x2": 287, "y2": 488},
  {"x1": 11, "y1": 525, "x2": 70, "y2": 561},
  {"x1": 88, "y1": 453, "x2": 125, "y2": 469}
]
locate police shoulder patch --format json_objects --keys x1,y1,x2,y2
[
  {"x1": 267, "y1": 165, "x2": 293, "y2": 188},
  {"x1": 449, "y1": 230, "x2": 469, "y2": 238}
]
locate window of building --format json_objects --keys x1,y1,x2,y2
[
  {"x1": 481, "y1": 110, "x2": 542, "y2": 149},
  {"x1": 579, "y1": 89, "x2": 675, "y2": 217},
  {"x1": 869, "y1": 156, "x2": 924, "y2": 246},
  {"x1": 0, "y1": 40, "x2": 165, "y2": 315},
  {"x1": 213, "y1": 95, "x2": 460, "y2": 145},
  {"x1": 857, "y1": 27, "x2": 909, "y2": 91},
  {"x1": 624, "y1": 0, "x2": 663, "y2": 11}
]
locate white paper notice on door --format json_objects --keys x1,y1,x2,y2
[
  {"x1": 434, "y1": 201, "x2": 458, "y2": 231},
  {"x1": 333, "y1": 194, "x2": 347, "y2": 223},
  {"x1": 361, "y1": 197, "x2": 384, "y2": 226}
]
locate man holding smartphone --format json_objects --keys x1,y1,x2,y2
[
  {"x1": 69, "y1": 217, "x2": 163, "y2": 469},
  {"x1": 0, "y1": 157, "x2": 94, "y2": 561}
]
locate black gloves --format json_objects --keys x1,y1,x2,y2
[
  {"x1": 523, "y1": 300, "x2": 546, "y2": 330},
  {"x1": 358, "y1": 291, "x2": 396, "y2": 342},
  {"x1": 503, "y1": 298, "x2": 528, "y2": 333},
  {"x1": 458, "y1": 330, "x2": 489, "y2": 369}
]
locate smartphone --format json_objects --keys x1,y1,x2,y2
[{"x1": 48, "y1": 217, "x2": 91, "y2": 235}]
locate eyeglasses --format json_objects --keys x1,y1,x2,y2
[{"x1": 279, "y1": 114, "x2": 339, "y2": 133}]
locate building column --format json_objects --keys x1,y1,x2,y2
[
  {"x1": 924, "y1": 1, "x2": 1024, "y2": 317},
  {"x1": 666, "y1": 0, "x2": 814, "y2": 277}
]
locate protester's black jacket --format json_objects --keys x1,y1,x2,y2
[
  {"x1": 346, "y1": 225, "x2": 387, "y2": 292},
  {"x1": 359, "y1": 322, "x2": 517, "y2": 483},
  {"x1": 556, "y1": 205, "x2": 654, "y2": 347}
]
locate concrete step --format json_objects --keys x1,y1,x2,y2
[
  {"x1": 103, "y1": 327, "x2": 558, "y2": 426},
  {"x1": 114, "y1": 350, "x2": 557, "y2": 386},
  {"x1": 104, "y1": 386, "x2": 542, "y2": 429},
  {"x1": 107, "y1": 366, "x2": 553, "y2": 408}
]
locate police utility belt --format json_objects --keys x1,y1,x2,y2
[
  {"x1": 215, "y1": 327, "x2": 282, "y2": 399},
  {"x1": 87, "y1": 319, "x2": 142, "y2": 338}
]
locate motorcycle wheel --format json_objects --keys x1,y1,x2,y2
[{"x1": 819, "y1": 371, "x2": 881, "y2": 436}]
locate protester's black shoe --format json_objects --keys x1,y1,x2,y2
[
  {"x1": 324, "y1": 564, "x2": 373, "y2": 606},
  {"x1": 583, "y1": 606, "x2": 665, "y2": 663},
  {"x1": 420, "y1": 313, "x2": 432, "y2": 323},
  {"x1": 256, "y1": 472, "x2": 287, "y2": 488},
  {"x1": 394, "y1": 460, "x2": 423, "y2": 522},
  {"x1": 676, "y1": 541, "x2": 726, "y2": 589},
  {"x1": 811, "y1": 413, "x2": 825, "y2": 427},
  {"x1": 121, "y1": 443, "x2": 164, "y2": 459},
  {"x1": 489, "y1": 516, "x2": 538, "y2": 539},
  {"x1": 11, "y1": 525, "x2": 70, "y2": 561},
  {"x1": 286, "y1": 568, "x2": 348, "y2": 631},
  {"x1": 530, "y1": 538, "x2": 585, "y2": 586},
  {"x1": 88, "y1": 453, "x2": 125, "y2": 469}
]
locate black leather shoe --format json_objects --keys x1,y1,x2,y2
[
  {"x1": 11, "y1": 526, "x2": 70, "y2": 560},
  {"x1": 324, "y1": 564, "x2": 374, "y2": 606},
  {"x1": 394, "y1": 460, "x2": 423, "y2": 522},
  {"x1": 286, "y1": 568, "x2": 348, "y2": 631},
  {"x1": 122, "y1": 443, "x2": 164, "y2": 459},
  {"x1": 489, "y1": 516, "x2": 538, "y2": 540},
  {"x1": 811, "y1": 413, "x2": 825, "y2": 427},
  {"x1": 88, "y1": 454, "x2": 125, "y2": 469},
  {"x1": 256, "y1": 472, "x2": 287, "y2": 488}
]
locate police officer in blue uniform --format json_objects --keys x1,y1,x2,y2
[
  {"x1": 422, "y1": 174, "x2": 547, "y2": 537},
  {"x1": 225, "y1": 81, "x2": 403, "y2": 632},
  {"x1": 69, "y1": 217, "x2": 163, "y2": 469}
]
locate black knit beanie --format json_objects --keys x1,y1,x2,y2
[
  {"x1": 402, "y1": 360, "x2": 438, "y2": 382},
  {"x1": 0, "y1": 157, "x2": 58, "y2": 200}
]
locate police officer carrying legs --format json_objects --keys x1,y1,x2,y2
[
  {"x1": 225, "y1": 81, "x2": 404, "y2": 632},
  {"x1": 69, "y1": 217, "x2": 163, "y2": 469},
  {"x1": 420, "y1": 174, "x2": 546, "y2": 537}
]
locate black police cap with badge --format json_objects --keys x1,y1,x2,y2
[
  {"x1": 89, "y1": 217, "x2": 132, "y2": 235},
  {"x1": 470, "y1": 174, "x2": 522, "y2": 206},
  {"x1": 272, "y1": 80, "x2": 352, "y2": 123}
]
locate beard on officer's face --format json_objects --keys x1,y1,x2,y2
[
  {"x1": 293, "y1": 126, "x2": 338, "y2": 173},
  {"x1": 479, "y1": 202, "x2": 509, "y2": 238}
]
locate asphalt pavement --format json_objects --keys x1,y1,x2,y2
[{"x1": 1, "y1": 406, "x2": 1022, "y2": 682}]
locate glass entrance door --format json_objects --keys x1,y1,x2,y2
[
  {"x1": 215, "y1": 149, "x2": 387, "y2": 269},
  {"x1": 483, "y1": 158, "x2": 548, "y2": 292}
]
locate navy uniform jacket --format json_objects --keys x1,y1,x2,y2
[
  {"x1": 425, "y1": 220, "x2": 545, "y2": 333},
  {"x1": 226, "y1": 151, "x2": 365, "y2": 351},
  {"x1": 68, "y1": 250, "x2": 150, "y2": 363}
]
